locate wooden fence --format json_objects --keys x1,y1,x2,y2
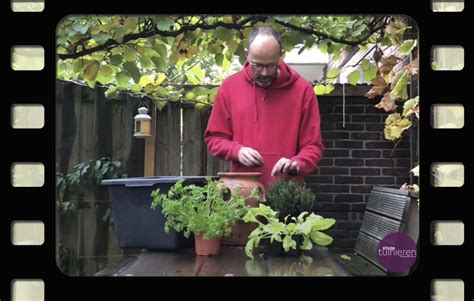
[{"x1": 55, "y1": 80, "x2": 227, "y2": 275}]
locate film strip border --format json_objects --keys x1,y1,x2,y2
[
  {"x1": 428, "y1": 1, "x2": 468, "y2": 300},
  {"x1": 1, "y1": 1, "x2": 469, "y2": 300},
  {"x1": 4, "y1": 0, "x2": 48, "y2": 300}
]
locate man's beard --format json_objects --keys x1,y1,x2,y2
[{"x1": 255, "y1": 75, "x2": 276, "y2": 87}]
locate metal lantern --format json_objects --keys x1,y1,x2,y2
[{"x1": 134, "y1": 106, "x2": 152, "y2": 138}]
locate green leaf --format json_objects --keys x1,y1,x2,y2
[
  {"x1": 300, "y1": 236, "x2": 313, "y2": 250},
  {"x1": 319, "y1": 40, "x2": 328, "y2": 54},
  {"x1": 139, "y1": 56, "x2": 153, "y2": 69},
  {"x1": 150, "y1": 97, "x2": 167, "y2": 111},
  {"x1": 99, "y1": 65, "x2": 113, "y2": 77},
  {"x1": 154, "y1": 43, "x2": 168, "y2": 58},
  {"x1": 208, "y1": 44, "x2": 222, "y2": 55},
  {"x1": 348, "y1": 69, "x2": 361, "y2": 86},
  {"x1": 390, "y1": 72, "x2": 403, "y2": 90},
  {"x1": 138, "y1": 75, "x2": 153, "y2": 88},
  {"x1": 124, "y1": 17, "x2": 138, "y2": 33},
  {"x1": 85, "y1": 79, "x2": 96, "y2": 89},
  {"x1": 390, "y1": 73, "x2": 409, "y2": 100},
  {"x1": 310, "y1": 231, "x2": 334, "y2": 246},
  {"x1": 131, "y1": 84, "x2": 142, "y2": 93},
  {"x1": 282, "y1": 235, "x2": 297, "y2": 252},
  {"x1": 324, "y1": 84, "x2": 335, "y2": 94},
  {"x1": 314, "y1": 84, "x2": 326, "y2": 96},
  {"x1": 83, "y1": 60, "x2": 100, "y2": 81},
  {"x1": 123, "y1": 46, "x2": 137, "y2": 62},
  {"x1": 327, "y1": 68, "x2": 340, "y2": 79},
  {"x1": 358, "y1": 44, "x2": 369, "y2": 52},
  {"x1": 245, "y1": 239, "x2": 256, "y2": 260},
  {"x1": 154, "y1": 86, "x2": 169, "y2": 97},
  {"x1": 399, "y1": 39, "x2": 416, "y2": 55},
  {"x1": 311, "y1": 218, "x2": 336, "y2": 231},
  {"x1": 72, "y1": 59, "x2": 83, "y2": 73},
  {"x1": 215, "y1": 53, "x2": 224, "y2": 66},
  {"x1": 360, "y1": 59, "x2": 371, "y2": 71},
  {"x1": 97, "y1": 65, "x2": 114, "y2": 84},
  {"x1": 227, "y1": 40, "x2": 238, "y2": 53},
  {"x1": 403, "y1": 96, "x2": 419, "y2": 117},
  {"x1": 189, "y1": 65, "x2": 204, "y2": 82},
  {"x1": 380, "y1": 36, "x2": 392, "y2": 46},
  {"x1": 114, "y1": 27, "x2": 126, "y2": 44},
  {"x1": 92, "y1": 32, "x2": 111, "y2": 44},
  {"x1": 281, "y1": 32, "x2": 302, "y2": 52},
  {"x1": 72, "y1": 23, "x2": 89, "y2": 34},
  {"x1": 155, "y1": 17, "x2": 175, "y2": 31},
  {"x1": 288, "y1": 16, "x2": 302, "y2": 26},
  {"x1": 214, "y1": 27, "x2": 233, "y2": 42},
  {"x1": 363, "y1": 63, "x2": 378, "y2": 82},
  {"x1": 192, "y1": 86, "x2": 209, "y2": 96},
  {"x1": 116, "y1": 71, "x2": 131, "y2": 88},
  {"x1": 151, "y1": 56, "x2": 166, "y2": 71},
  {"x1": 109, "y1": 54, "x2": 123, "y2": 66},
  {"x1": 123, "y1": 62, "x2": 141, "y2": 84},
  {"x1": 58, "y1": 61, "x2": 69, "y2": 74}
]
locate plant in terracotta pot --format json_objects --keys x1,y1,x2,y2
[
  {"x1": 243, "y1": 204, "x2": 335, "y2": 259},
  {"x1": 150, "y1": 177, "x2": 250, "y2": 256},
  {"x1": 217, "y1": 172, "x2": 266, "y2": 246}
]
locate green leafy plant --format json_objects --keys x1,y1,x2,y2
[
  {"x1": 56, "y1": 157, "x2": 127, "y2": 215},
  {"x1": 243, "y1": 204, "x2": 335, "y2": 259},
  {"x1": 150, "y1": 178, "x2": 253, "y2": 240},
  {"x1": 266, "y1": 179, "x2": 315, "y2": 220}
]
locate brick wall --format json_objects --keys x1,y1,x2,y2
[{"x1": 305, "y1": 87, "x2": 412, "y2": 251}]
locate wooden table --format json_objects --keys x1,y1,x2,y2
[{"x1": 97, "y1": 246, "x2": 349, "y2": 276}]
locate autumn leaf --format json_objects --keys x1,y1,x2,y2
[
  {"x1": 365, "y1": 76, "x2": 388, "y2": 99},
  {"x1": 404, "y1": 59, "x2": 419, "y2": 76},
  {"x1": 384, "y1": 113, "x2": 412, "y2": 141},
  {"x1": 384, "y1": 20, "x2": 408, "y2": 46},
  {"x1": 379, "y1": 55, "x2": 400, "y2": 76},
  {"x1": 401, "y1": 99, "x2": 419, "y2": 120},
  {"x1": 340, "y1": 254, "x2": 351, "y2": 261},
  {"x1": 375, "y1": 92, "x2": 397, "y2": 112},
  {"x1": 373, "y1": 47, "x2": 384, "y2": 63},
  {"x1": 381, "y1": 70, "x2": 395, "y2": 84},
  {"x1": 385, "y1": 113, "x2": 402, "y2": 125},
  {"x1": 385, "y1": 20, "x2": 406, "y2": 35}
]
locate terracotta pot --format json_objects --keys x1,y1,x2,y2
[
  {"x1": 217, "y1": 172, "x2": 266, "y2": 246},
  {"x1": 194, "y1": 234, "x2": 221, "y2": 256}
]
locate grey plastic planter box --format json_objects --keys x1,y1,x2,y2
[{"x1": 102, "y1": 176, "x2": 210, "y2": 250}]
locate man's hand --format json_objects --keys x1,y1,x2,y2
[
  {"x1": 237, "y1": 147, "x2": 264, "y2": 167},
  {"x1": 271, "y1": 158, "x2": 299, "y2": 177}
]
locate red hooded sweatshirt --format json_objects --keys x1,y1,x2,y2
[{"x1": 204, "y1": 60, "x2": 324, "y2": 188}]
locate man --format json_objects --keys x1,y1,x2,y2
[{"x1": 204, "y1": 27, "x2": 324, "y2": 188}]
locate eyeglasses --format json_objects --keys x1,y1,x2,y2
[{"x1": 249, "y1": 59, "x2": 279, "y2": 72}]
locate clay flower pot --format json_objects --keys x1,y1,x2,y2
[
  {"x1": 194, "y1": 234, "x2": 221, "y2": 256},
  {"x1": 217, "y1": 172, "x2": 266, "y2": 246}
]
